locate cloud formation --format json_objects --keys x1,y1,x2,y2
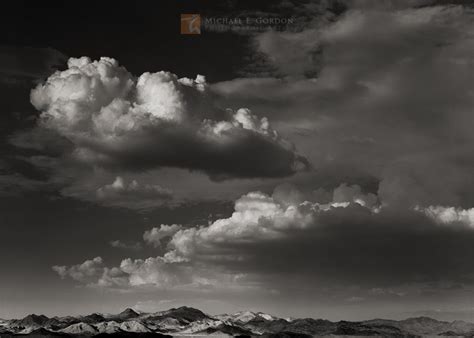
[
  {"x1": 53, "y1": 257, "x2": 105, "y2": 284},
  {"x1": 96, "y1": 176, "x2": 173, "y2": 210},
  {"x1": 33, "y1": 2, "x2": 474, "y2": 311},
  {"x1": 26, "y1": 56, "x2": 307, "y2": 180},
  {"x1": 421, "y1": 205, "x2": 474, "y2": 227},
  {"x1": 109, "y1": 240, "x2": 142, "y2": 251},
  {"x1": 54, "y1": 183, "x2": 474, "y2": 294},
  {"x1": 212, "y1": 4, "x2": 474, "y2": 209},
  {"x1": 143, "y1": 224, "x2": 182, "y2": 248}
]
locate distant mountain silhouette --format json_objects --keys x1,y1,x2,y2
[
  {"x1": 82, "y1": 313, "x2": 106, "y2": 324},
  {"x1": 112, "y1": 308, "x2": 140, "y2": 321},
  {"x1": 1, "y1": 306, "x2": 474, "y2": 336}
]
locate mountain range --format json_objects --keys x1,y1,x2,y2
[{"x1": 1, "y1": 306, "x2": 474, "y2": 337}]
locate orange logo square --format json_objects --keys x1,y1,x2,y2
[{"x1": 181, "y1": 14, "x2": 201, "y2": 35}]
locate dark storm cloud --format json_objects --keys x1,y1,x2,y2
[
  {"x1": 74, "y1": 119, "x2": 308, "y2": 180},
  {"x1": 211, "y1": 3, "x2": 474, "y2": 208},
  {"x1": 224, "y1": 207, "x2": 474, "y2": 288}
]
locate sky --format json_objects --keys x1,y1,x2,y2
[{"x1": 2, "y1": 0, "x2": 474, "y2": 322}]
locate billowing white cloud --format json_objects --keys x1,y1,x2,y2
[
  {"x1": 420, "y1": 205, "x2": 474, "y2": 227},
  {"x1": 52, "y1": 257, "x2": 104, "y2": 284},
  {"x1": 26, "y1": 56, "x2": 307, "y2": 180},
  {"x1": 165, "y1": 183, "x2": 379, "y2": 261},
  {"x1": 118, "y1": 256, "x2": 191, "y2": 288},
  {"x1": 53, "y1": 254, "x2": 247, "y2": 290},
  {"x1": 53, "y1": 183, "x2": 381, "y2": 289},
  {"x1": 54, "y1": 182, "x2": 474, "y2": 292}
]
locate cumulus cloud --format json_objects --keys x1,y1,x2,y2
[
  {"x1": 164, "y1": 183, "x2": 380, "y2": 261},
  {"x1": 52, "y1": 253, "x2": 246, "y2": 290},
  {"x1": 23, "y1": 56, "x2": 307, "y2": 181},
  {"x1": 421, "y1": 205, "x2": 474, "y2": 227},
  {"x1": 52, "y1": 257, "x2": 104, "y2": 284},
  {"x1": 53, "y1": 183, "x2": 378, "y2": 289},
  {"x1": 118, "y1": 256, "x2": 195, "y2": 287},
  {"x1": 55, "y1": 183, "x2": 474, "y2": 292},
  {"x1": 143, "y1": 224, "x2": 182, "y2": 248},
  {"x1": 162, "y1": 187, "x2": 474, "y2": 289},
  {"x1": 52, "y1": 256, "x2": 130, "y2": 288}
]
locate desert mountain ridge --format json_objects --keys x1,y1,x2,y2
[{"x1": 1, "y1": 306, "x2": 473, "y2": 337}]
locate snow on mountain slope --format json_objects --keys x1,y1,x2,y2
[
  {"x1": 177, "y1": 318, "x2": 224, "y2": 334},
  {"x1": 217, "y1": 310, "x2": 278, "y2": 323},
  {"x1": 119, "y1": 320, "x2": 151, "y2": 333},
  {"x1": 95, "y1": 320, "x2": 122, "y2": 334},
  {"x1": 4, "y1": 306, "x2": 474, "y2": 337},
  {"x1": 60, "y1": 322, "x2": 98, "y2": 335}
]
